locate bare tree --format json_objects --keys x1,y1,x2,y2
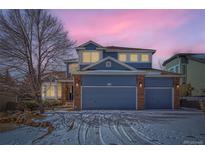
[{"x1": 0, "y1": 10, "x2": 74, "y2": 113}]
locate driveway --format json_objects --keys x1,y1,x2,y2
[{"x1": 0, "y1": 109, "x2": 205, "y2": 145}]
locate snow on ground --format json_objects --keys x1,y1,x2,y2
[{"x1": 0, "y1": 109, "x2": 205, "y2": 145}]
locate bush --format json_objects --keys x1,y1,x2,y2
[
  {"x1": 23, "y1": 100, "x2": 39, "y2": 111},
  {"x1": 43, "y1": 99, "x2": 62, "y2": 107}
]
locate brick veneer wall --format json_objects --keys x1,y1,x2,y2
[
  {"x1": 173, "y1": 77, "x2": 180, "y2": 109},
  {"x1": 61, "y1": 82, "x2": 68, "y2": 104},
  {"x1": 137, "y1": 75, "x2": 145, "y2": 110},
  {"x1": 74, "y1": 75, "x2": 81, "y2": 110}
]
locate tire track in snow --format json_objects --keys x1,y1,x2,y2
[{"x1": 123, "y1": 118, "x2": 161, "y2": 145}]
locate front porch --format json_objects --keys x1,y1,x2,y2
[{"x1": 60, "y1": 79, "x2": 74, "y2": 110}]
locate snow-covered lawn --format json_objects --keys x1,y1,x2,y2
[{"x1": 0, "y1": 109, "x2": 205, "y2": 145}]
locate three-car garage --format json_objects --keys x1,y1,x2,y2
[{"x1": 79, "y1": 75, "x2": 175, "y2": 110}]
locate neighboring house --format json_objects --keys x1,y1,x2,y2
[
  {"x1": 163, "y1": 53, "x2": 205, "y2": 96},
  {"x1": 62, "y1": 40, "x2": 181, "y2": 110}
]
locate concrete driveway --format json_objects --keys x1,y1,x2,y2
[{"x1": 0, "y1": 109, "x2": 205, "y2": 145}]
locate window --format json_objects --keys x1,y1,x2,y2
[
  {"x1": 118, "y1": 53, "x2": 127, "y2": 62},
  {"x1": 82, "y1": 51, "x2": 100, "y2": 63},
  {"x1": 105, "y1": 61, "x2": 112, "y2": 67},
  {"x1": 82, "y1": 52, "x2": 90, "y2": 63},
  {"x1": 141, "y1": 54, "x2": 149, "y2": 62},
  {"x1": 46, "y1": 84, "x2": 55, "y2": 97},
  {"x1": 175, "y1": 65, "x2": 179, "y2": 73},
  {"x1": 130, "y1": 53, "x2": 138, "y2": 62},
  {"x1": 69, "y1": 63, "x2": 79, "y2": 73},
  {"x1": 91, "y1": 52, "x2": 100, "y2": 63}
]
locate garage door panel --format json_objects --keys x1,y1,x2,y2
[
  {"x1": 82, "y1": 87, "x2": 136, "y2": 110},
  {"x1": 145, "y1": 88, "x2": 172, "y2": 109}
]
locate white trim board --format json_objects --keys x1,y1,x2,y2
[
  {"x1": 81, "y1": 56, "x2": 137, "y2": 71},
  {"x1": 82, "y1": 86, "x2": 136, "y2": 88}
]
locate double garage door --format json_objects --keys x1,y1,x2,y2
[
  {"x1": 81, "y1": 75, "x2": 136, "y2": 110},
  {"x1": 81, "y1": 75, "x2": 173, "y2": 110}
]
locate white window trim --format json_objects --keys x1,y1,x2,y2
[
  {"x1": 167, "y1": 64, "x2": 180, "y2": 73},
  {"x1": 118, "y1": 53, "x2": 128, "y2": 62},
  {"x1": 118, "y1": 52, "x2": 151, "y2": 63},
  {"x1": 105, "y1": 61, "x2": 112, "y2": 68},
  {"x1": 79, "y1": 50, "x2": 102, "y2": 64}
]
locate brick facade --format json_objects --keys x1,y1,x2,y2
[
  {"x1": 73, "y1": 75, "x2": 81, "y2": 110},
  {"x1": 173, "y1": 77, "x2": 180, "y2": 109},
  {"x1": 137, "y1": 75, "x2": 145, "y2": 110},
  {"x1": 61, "y1": 82, "x2": 68, "y2": 104}
]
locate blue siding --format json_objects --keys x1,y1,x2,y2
[
  {"x1": 87, "y1": 59, "x2": 130, "y2": 70},
  {"x1": 145, "y1": 89, "x2": 172, "y2": 109},
  {"x1": 82, "y1": 87, "x2": 136, "y2": 110},
  {"x1": 80, "y1": 64, "x2": 90, "y2": 69},
  {"x1": 126, "y1": 62, "x2": 152, "y2": 69},
  {"x1": 82, "y1": 75, "x2": 136, "y2": 86},
  {"x1": 103, "y1": 52, "x2": 118, "y2": 59},
  {"x1": 145, "y1": 77, "x2": 173, "y2": 87}
]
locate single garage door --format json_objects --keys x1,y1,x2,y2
[
  {"x1": 144, "y1": 77, "x2": 173, "y2": 109},
  {"x1": 81, "y1": 75, "x2": 137, "y2": 110}
]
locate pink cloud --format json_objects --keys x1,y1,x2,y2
[{"x1": 51, "y1": 10, "x2": 205, "y2": 68}]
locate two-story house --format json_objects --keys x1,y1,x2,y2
[
  {"x1": 163, "y1": 53, "x2": 205, "y2": 96},
  {"x1": 60, "y1": 40, "x2": 181, "y2": 110}
]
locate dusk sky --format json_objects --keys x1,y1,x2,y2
[{"x1": 51, "y1": 10, "x2": 205, "y2": 68}]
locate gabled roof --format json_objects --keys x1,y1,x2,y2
[
  {"x1": 77, "y1": 40, "x2": 104, "y2": 48},
  {"x1": 106, "y1": 46, "x2": 156, "y2": 54},
  {"x1": 76, "y1": 40, "x2": 156, "y2": 54},
  {"x1": 82, "y1": 56, "x2": 136, "y2": 71},
  {"x1": 42, "y1": 71, "x2": 67, "y2": 82},
  {"x1": 163, "y1": 53, "x2": 205, "y2": 66},
  {"x1": 64, "y1": 58, "x2": 79, "y2": 63}
]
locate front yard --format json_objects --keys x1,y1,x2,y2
[{"x1": 0, "y1": 109, "x2": 205, "y2": 145}]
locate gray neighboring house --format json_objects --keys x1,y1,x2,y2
[{"x1": 163, "y1": 53, "x2": 205, "y2": 96}]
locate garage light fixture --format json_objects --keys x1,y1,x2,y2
[{"x1": 139, "y1": 82, "x2": 143, "y2": 88}]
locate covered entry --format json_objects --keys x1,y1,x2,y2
[{"x1": 81, "y1": 75, "x2": 137, "y2": 110}]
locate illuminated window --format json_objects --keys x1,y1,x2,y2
[
  {"x1": 46, "y1": 85, "x2": 54, "y2": 97},
  {"x1": 82, "y1": 52, "x2": 91, "y2": 63},
  {"x1": 82, "y1": 51, "x2": 100, "y2": 63},
  {"x1": 69, "y1": 63, "x2": 79, "y2": 73},
  {"x1": 46, "y1": 84, "x2": 55, "y2": 97},
  {"x1": 141, "y1": 54, "x2": 149, "y2": 62},
  {"x1": 118, "y1": 53, "x2": 127, "y2": 62},
  {"x1": 91, "y1": 52, "x2": 100, "y2": 62},
  {"x1": 130, "y1": 53, "x2": 138, "y2": 62},
  {"x1": 57, "y1": 83, "x2": 61, "y2": 97}
]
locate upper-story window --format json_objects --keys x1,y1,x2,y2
[
  {"x1": 130, "y1": 53, "x2": 138, "y2": 62},
  {"x1": 118, "y1": 53, "x2": 127, "y2": 62},
  {"x1": 118, "y1": 53, "x2": 150, "y2": 62},
  {"x1": 82, "y1": 51, "x2": 100, "y2": 63},
  {"x1": 141, "y1": 54, "x2": 149, "y2": 62}
]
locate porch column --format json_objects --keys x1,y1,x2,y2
[
  {"x1": 137, "y1": 75, "x2": 145, "y2": 110},
  {"x1": 61, "y1": 82, "x2": 68, "y2": 104},
  {"x1": 173, "y1": 77, "x2": 180, "y2": 109},
  {"x1": 73, "y1": 75, "x2": 81, "y2": 110}
]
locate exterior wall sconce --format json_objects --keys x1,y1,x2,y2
[
  {"x1": 176, "y1": 84, "x2": 180, "y2": 88},
  {"x1": 139, "y1": 82, "x2": 143, "y2": 88},
  {"x1": 75, "y1": 83, "x2": 79, "y2": 87}
]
